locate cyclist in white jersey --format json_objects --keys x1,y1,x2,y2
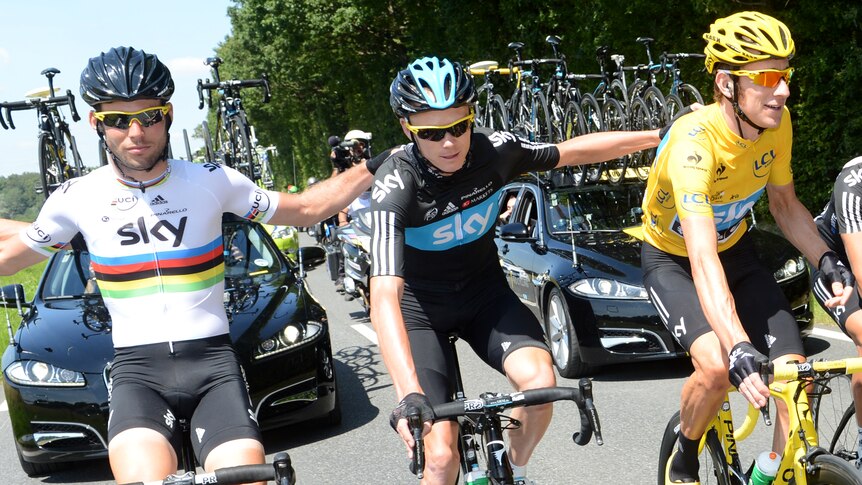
[{"x1": 0, "y1": 46, "x2": 373, "y2": 484}]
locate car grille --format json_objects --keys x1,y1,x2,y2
[
  {"x1": 30, "y1": 421, "x2": 107, "y2": 452},
  {"x1": 599, "y1": 327, "x2": 668, "y2": 354}
]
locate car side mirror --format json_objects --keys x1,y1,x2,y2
[
  {"x1": 499, "y1": 222, "x2": 535, "y2": 241},
  {"x1": 0, "y1": 284, "x2": 28, "y2": 313},
  {"x1": 297, "y1": 246, "x2": 326, "y2": 269}
]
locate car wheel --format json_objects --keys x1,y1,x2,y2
[
  {"x1": 544, "y1": 287, "x2": 593, "y2": 378},
  {"x1": 16, "y1": 442, "x2": 65, "y2": 477}
]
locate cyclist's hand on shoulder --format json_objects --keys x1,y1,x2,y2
[
  {"x1": 390, "y1": 392, "x2": 433, "y2": 454},
  {"x1": 817, "y1": 250, "x2": 856, "y2": 307},
  {"x1": 728, "y1": 341, "x2": 770, "y2": 408},
  {"x1": 658, "y1": 103, "x2": 704, "y2": 139}
]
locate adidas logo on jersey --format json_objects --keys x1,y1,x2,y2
[
  {"x1": 441, "y1": 202, "x2": 458, "y2": 216},
  {"x1": 151, "y1": 195, "x2": 169, "y2": 205}
]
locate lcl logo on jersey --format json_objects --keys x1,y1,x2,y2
[
  {"x1": 372, "y1": 170, "x2": 405, "y2": 203},
  {"x1": 753, "y1": 150, "x2": 776, "y2": 178},
  {"x1": 118, "y1": 216, "x2": 187, "y2": 247},
  {"x1": 112, "y1": 195, "x2": 139, "y2": 211}
]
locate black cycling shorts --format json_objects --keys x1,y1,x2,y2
[
  {"x1": 107, "y1": 335, "x2": 262, "y2": 465},
  {"x1": 641, "y1": 234, "x2": 804, "y2": 358},
  {"x1": 811, "y1": 268, "x2": 862, "y2": 333},
  {"x1": 400, "y1": 276, "x2": 550, "y2": 407}
]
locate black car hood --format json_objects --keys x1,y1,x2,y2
[
  {"x1": 9, "y1": 271, "x2": 315, "y2": 373},
  {"x1": 546, "y1": 227, "x2": 801, "y2": 284}
]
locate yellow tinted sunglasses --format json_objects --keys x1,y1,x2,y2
[
  {"x1": 93, "y1": 104, "x2": 171, "y2": 129},
  {"x1": 404, "y1": 112, "x2": 475, "y2": 141},
  {"x1": 726, "y1": 68, "x2": 794, "y2": 88}
]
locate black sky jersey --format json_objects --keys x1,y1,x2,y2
[
  {"x1": 815, "y1": 156, "x2": 862, "y2": 264},
  {"x1": 370, "y1": 127, "x2": 559, "y2": 290}
]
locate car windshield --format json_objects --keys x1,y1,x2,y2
[
  {"x1": 545, "y1": 184, "x2": 645, "y2": 233},
  {"x1": 40, "y1": 221, "x2": 285, "y2": 299},
  {"x1": 222, "y1": 221, "x2": 284, "y2": 280}
]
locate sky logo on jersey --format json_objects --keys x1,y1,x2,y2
[
  {"x1": 405, "y1": 192, "x2": 500, "y2": 250},
  {"x1": 488, "y1": 131, "x2": 518, "y2": 148},
  {"x1": 712, "y1": 189, "x2": 763, "y2": 231},
  {"x1": 118, "y1": 216, "x2": 187, "y2": 247},
  {"x1": 753, "y1": 150, "x2": 776, "y2": 178},
  {"x1": 371, "y1": 169, "x2": 405, "y2": 203},
  {"x1": 843, "y1": 166, "x2": 862, "y2": 187}
]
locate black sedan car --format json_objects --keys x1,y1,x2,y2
[
  {"x1": 0, "y1": 216, "x2": 339, "y2": 476},
  {"x1": 495, "y1": 176, "x2": 813, "y2": 378}
]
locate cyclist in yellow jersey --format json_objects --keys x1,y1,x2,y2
[{"x1": 639, "y1": 13, "x2": 856, "y2": 485}]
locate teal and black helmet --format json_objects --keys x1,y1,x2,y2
[{"x1": 389, "y1": 56, "x2": 475, "y2": 118}]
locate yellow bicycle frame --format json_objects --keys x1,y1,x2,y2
[{"x1": 702, "y1": 358, "x2": 862, "y2": 485}]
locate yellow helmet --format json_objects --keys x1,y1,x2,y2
[{"x1": 703, "y1": 11, "x2": 795, "y2": 73}]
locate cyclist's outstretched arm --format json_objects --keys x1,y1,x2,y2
[
  {"x1": 269, "y1": 161, "x2": 373, "y2": 227},
  {"x1": 768, "y1": 181, "x2": 854, "y2": 307},
  {"x1": 681, "y1": 214, "x2": 770, "y2": 407},
  {"x1": 555, "y1": 129, "x2": 661, "y2": 168},
  {"x1": 0, "y1": 219, "x2": 47, "y2": 275},
  {"x1": 369, "y1": 275, "x2": 432, "y2": 446}
]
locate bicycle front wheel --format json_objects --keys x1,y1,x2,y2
[
  {"x1": 38, "y1": 133, "x2": 66, "y2": 197},
  {"x1": 202, "y1": 120, "x2": 216, "y2": 163},
  {"x1": 230, "y1": 116, "x2": 255, "y2": 180},
  {"x1": 602, "y1": 98, "x2": 627, "y2": 184},
  {"x1": 657, "y1": 411, "x2": 730, "y2": 485},
  {"x1": 532, "y1": 91, "x2": 553, "y2": 144},
  {"x1": 628, "y1": 96, "x2": 655, "y2": 181},
  {"x1": 795, "y1": 453, "x2": 862, "y2": 484},
  {"x1": 489, "y1": 94, "x2": 509, "y2": 133},
  {"x1": 812, "y1": 374, "x2": 857, "y2": 464}
]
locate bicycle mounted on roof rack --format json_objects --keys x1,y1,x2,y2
[
  {"x1": 0, "y1": 67, "x2": 84, "y2": 198},
  {"x1": 197, "y1": 56, "x2": 271, "y2": 183}
]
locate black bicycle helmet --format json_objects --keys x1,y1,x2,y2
[
  {"x1": 389, "y1": 56, "x2": 475, "y2": 118},
  {"x1": 80, "y1": 46, "x2": 174, "y2": 107}
]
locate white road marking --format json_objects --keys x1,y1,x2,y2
[
  {"x1": 1, "y1": 400, "x2": 7, "y2": 412},
  {"x1": 351, "y1": 324, "x2": 378, "y2": 346},
  {"x1": 811, "y1": 326, "x2": 852, "y2": 343}
]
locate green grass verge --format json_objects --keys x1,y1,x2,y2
[{"x1": 1, "y1": 261, "x2": 48, "y2": 349}]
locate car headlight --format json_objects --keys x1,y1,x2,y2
[
  {"x1": 4, "y1": 360, "x2": 86, "y2": 387},
  {"x1": 254, "y1": 321, "x2": 323, "y2": 360},
  {"x1": 569, "y1": 278, "x2": 648, "y2": 300},
  {"x1": 774, "y1": 256, "x2": 806, "y2": 282}
]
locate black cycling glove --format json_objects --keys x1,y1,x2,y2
[
  {"x1": 817, "y1": 250, "x2": 856, "y2": 291},
  {"x1": 389, "y1": 392, "x2": 434, "y2": 431},
  {"x1": 728, "y1": 342, "x2": 769, "y2": 390},
  {"x1": 658, "y1": 105, "x2": 694, "y2": 140}
]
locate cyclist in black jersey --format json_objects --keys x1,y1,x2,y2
[
  {"x1": 813, "y1": 156, "x2": 862, "y2": 468},
  {"x1": 373, "y1": 56, "x2": 663, "y2": 484},
  {"x1": 0, "y1": 46, "x2": 373, "y2": 484},
  {"x1": 637, "y1": 14, "x2": 855, "y2": 485}
]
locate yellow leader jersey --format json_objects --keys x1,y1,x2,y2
[{"x1": 640, "y1": 103, "x2": 793, "y2": 256}]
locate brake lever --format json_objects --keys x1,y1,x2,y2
[
  {"x1": 407, "y1": 414, "x2": 425, "y2": 479},
  {"x1": 759, "y1": 362, "x2": 773, "y2": 426}
]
